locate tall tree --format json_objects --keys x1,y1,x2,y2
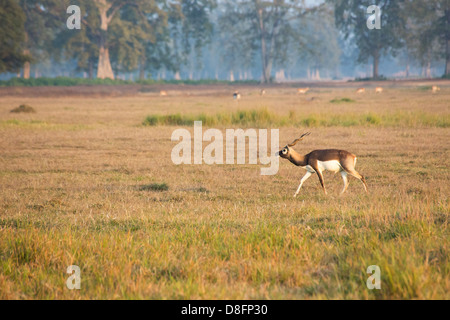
[
  {"x1": 54, "y1": 1, "x2": 99, "y2": 78},
  {"x1": 403, "y1": 0, "x2": 450, "y2": 77},
  {"x1": 218, "y1": 1, "x2": 257, "y2": 80},
  {"x1": 136, "y1": 0, "x2": 169, "y2": 80},
  {"x1": 60, "y1": 0, "x2": 164, "y2": 79},
  {"x1": 0, "y1": 0, "x2": 29, "y2": 74},
  {"x1": 295, "y1": 7, "x2": 340, "y2": 79},
  {"x1": 18, "y1": 0, "x2": 64, "y2": 78},
  {"x1": 167, "y1": 0, "x2": 216, "y2": 79},
  {"x1": 443, "y1": 3, "x2": 450, "y2": 76},
  {"x1": 402, "y1": 0, "x2": 441, "y2": 78},
  {"x1": 335, "y1": 0, "x2": 405, "y2": 79},
  {"x1": 221, "y1": 0, "x2": 324, "y2": 83}
]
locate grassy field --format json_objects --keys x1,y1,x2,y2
[{"x1": 0, "y1": 82, "x2": 449, "y2": 299}]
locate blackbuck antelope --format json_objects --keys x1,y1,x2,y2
[
  {"x1": 278, "y1": 133, "x2": 368, "y2": 197},
  {"x1": 260, "y1": 89, "x2": 266, "y2": 96},
  {"x1": 375, "y1": 87, "x2": 383, "y2": 93},
  {"x1": 356, "y1": 88, "x2": 366, "y2": 94},
  {"x1": 298, "y1": 88, "x2": 310, "y2": 94},
  {"x1": 432, "y1": 85, "x2": 440, "y2": 93},
  {"x1": 160, "y1": 90, "x2": 168, "y2": 96},
  {"x1": 233, "y1": 91, "x2": 241, "y2": 100}
]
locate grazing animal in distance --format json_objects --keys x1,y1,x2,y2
[
  {"x1": 432, "y1": 85, "x2": 440, "y2": 93},
  {"x1": 160, "y1": 90, "x2": 168, "y2": 96},
  {"x1": 278, "y1": 132, "x2": 368, "y2": 197},
  {"x1": 375, "y1": 87, "x2": 383, "y2": 93},
  {"x1": 356, "y1": 88, "x2": 365, "y2": 94},
  {"x1": 260, "y1": 89, "x2": 266, "y2": 96},
  {"x1": 233, "y1": 91, "x2": 241, "y2": 100},
  {"x1": 298, "y1": 88, "x2": 310, "y2": 94}
]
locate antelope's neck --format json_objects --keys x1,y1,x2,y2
[{"x1": 289, "y1": 150, "x2": 308, "y2": 167}]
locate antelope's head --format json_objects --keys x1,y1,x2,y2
[{"x1": 278, "y1": 132, "x2": 311, "y2": 159}]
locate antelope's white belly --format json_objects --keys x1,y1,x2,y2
[{"x1": 304, "y1": 160, "x2": 342, "y2": 173}]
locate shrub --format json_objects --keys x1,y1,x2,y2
[
  {"x1": 10, "y1": 104, "x2": 36, "y2": 113},
  {"x1": 365, "y1": 113, "x2": 381, "y2": 125}
]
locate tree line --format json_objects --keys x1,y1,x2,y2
[{"x1": 0, "y1": 0, "x2": 449, "y2": 83}]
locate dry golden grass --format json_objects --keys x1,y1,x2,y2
[{"x1": 0, "y1": 83, "x2": 449, "y2": 299}]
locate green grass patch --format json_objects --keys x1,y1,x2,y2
[
  {"x1": 139, "y1": 183, "x2": 169, "y2": 192},
  {"x1": 143, "y1": 109, "x2": 449, "y2": 128},
  {"x1": 330, "y1": 98, "x2": 355, "y2": 104}
]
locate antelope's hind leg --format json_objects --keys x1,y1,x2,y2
[
  {"x1": 345, "y1": 169, "x2": 368, "y2": 193},
  {"x1": 340, "y1": 171, "x2": 349, "y2": 195},
  {"x1": 294, "y1": 171, "x2": 313, "y2": 198},
  {"x1": 341, "y1": 157, "x2": 368, "y2": 193}
]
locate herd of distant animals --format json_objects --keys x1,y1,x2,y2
[{"x1": 158, "y1": 85, "x2": 441, "y2": 98}]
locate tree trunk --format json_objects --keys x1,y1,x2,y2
[
  {"x1": 139, "y1": 55, "x2": 146, "y2": 80},
  {"x1": 445, "y1": 9, "x2": 450, "y2": 76},
  {"x1": 446, "y1": 37, "x2": 450, "y2": 76},
  {"x1": 89, "y1": 60, "x2": 94, "y2": 79},
  {"x1": 257, "y1": 8, "x2": 270, "y2": 83},
  {"x1": 96, "y1": 1, "x2": 115, "y2": 80},
  {"x1": 23, "y1": 61, "x2": 30, "y2": 79},
  {"x1": 97, "y1": 47, "x2": 114, "y2": 79},
  {"x1": 23, "y1": 49, "x2": 30, "y2": 79},
  {"x1": 426, "y1": 60, "x2": 431, "y2": 78},
  {"x1": 97, "y1": 34, "x2": 114, "y2": 79},
  {"x1": 373, "y1": 51, "x2": 380, "y2": 79},
  {"x1": 265, "y1": 29, "x2": 278, "y2": 83},
  {"x1": 139, "y1": 68, "x2": 145, "y2": 81},
  {"x1": 22, "y1": 31, "x2": 30, "y2": 79}
]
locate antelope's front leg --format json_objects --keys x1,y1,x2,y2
[
  {"x1": 316, "y1": 169, "x2": 327, "y2": 195},
  {"x1": 294, "y1": 171, "x2": 312, "y2": 198}
]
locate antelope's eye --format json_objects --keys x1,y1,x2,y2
[{"x1": 282, "y1": 149, "x2": 288, "y2": 154}]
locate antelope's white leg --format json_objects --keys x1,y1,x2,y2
[
  {"x1": 340, "y1": 171, "x2": 349, "y2": 195},
  {"x1": 294, "y1": 171, "x2": 312, "y2": 197}
]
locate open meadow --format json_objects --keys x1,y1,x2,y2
[{"x1": 0, "y1": 81, "x2": 449, "y2": 299}]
